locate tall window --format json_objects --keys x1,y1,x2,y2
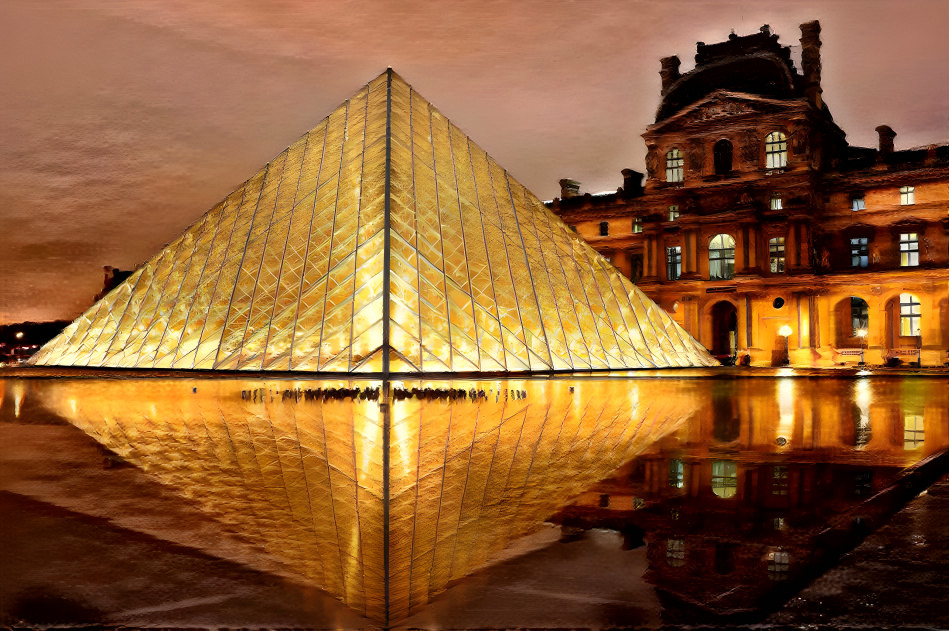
[
  {"x1": 850, "y1": 237, "x2": 869, "y2": 268},
  {"x1": 666, "y1": 539, "x2": 685, "y2": 567},
  {"x1": 769, "y1": 237, "x2": 786, "y2": 273},
  {"x1": 708, "y1": 234, "x2": 736, "y2": 280},
  {"x1": 666, "y1": 246, "x2": 682, "y2": 280},
  {"x1": 851, "y1": 297, "x2": 869, "y2": 335},
  {"x1": 668, "y1": 204, "x2": 680, "y2": 221},
  {"x1": 711, "y1": 460, "x2": 738, "y2": 498},
  {"x1": 899, "y1": 293, "x2": 921, "y2": 336},
  {"x1": 714, "y1": 139, "x2": 733, "y2": 174},
  {"x1": 772, "y1": 466, "x2": 789, "y2": 496},
  {"x1": 899, "y1": 233, "x2": 919, "y2": 266},
  {"x1": 770, "y1": 194, "x2": 783, "y2": 210},
  {"x1": 632, "y1": 217, "x2": 643, "y2": 234},
  {"x1": 900, "y1": 185, "x2": 915, "y2": 205},
  {"x1": 851, "y1": 194, "x2": 866, "y2": 211},
  {"x1": 666, "y1": 148, "x2": 684, "y2": 183},
  {"x1": 669, "y1": 459, "x2": 685, "y2": 489},
  {"x1": 765, "y1": 131, "x2": 788, "y2": 169},
  {"x1": 599, "y1": 221, "x2": 609, "y2": 236}
]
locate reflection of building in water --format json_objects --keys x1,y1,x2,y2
[
  {"x1": 561, "y1": 377, "x2": 949, "y2": 619},
  {"x1": 37, "y1": 377, "x2": 698, "y2": 624},
  {"x1": 550, "y1": 22, "x2": 949, "y2": 367}
]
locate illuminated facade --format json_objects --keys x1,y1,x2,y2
[
  {"x1": 31, "y1": 70, "x2": 714, "y2": 374},
  {"x1": 551, "y1": 22, "x2": 949, "y2": 367}
]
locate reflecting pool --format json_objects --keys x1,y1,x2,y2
[{"x1": 1, "y1": 373, "x2": 946, "y2": 627}]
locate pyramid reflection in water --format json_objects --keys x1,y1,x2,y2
[
  {"x1": 32, "y1": 70, "x2": 715, "y2": 373},
  {"x1": 43, "y1": 378, "x2": 697, "y2": 623}
]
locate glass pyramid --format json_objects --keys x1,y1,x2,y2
[{"x1": 32, "y1": 70, "x2": 716, "y2": 373}]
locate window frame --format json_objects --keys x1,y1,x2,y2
[
  {"x1": 667, "y1": 204, "x2": 680, "y2": 221},
  {"x1": 769, "y1": 237, "x2": 786, "y2": 273},
  {"x1": 708, "y1": 234, "x2": 736, "y2": 280},
  {"x1": 851, "y1": 194, "x2": 866, "y2": 211},
  {"x1": 765, "y1": 131, "x2": 788, "y2": 169},
  {"x1": 665, "y1": 148, "x2": 684, "y2": 183},
  {"x1": 899, "y1": 293, "x2": 921, "y2": 336},
  {"x1": 666, "y1": 246, "x2": 682, "y2": 281},
  {"x1": 711, "y1": 459, "x2": 738, "y2": 498},
  {"x1": 899, "y1": 232, "x2": 919, "y2": 267},
  {"x1": 900, "y1": 185, "x2": 916, "y2": 205},
  {"x1": 850, "y1": 237, "x2": 869, "y2": 268},
  {"x1": 631, "y1": 217, "x2": 643, "y2": 234}
]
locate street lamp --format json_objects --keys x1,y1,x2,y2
[
  {"x1": 855, "y1": 328, "x2": 868, "y2": 365},
  {"x1": 778, "y1": 325, "x2": 792, "y2": 366}
]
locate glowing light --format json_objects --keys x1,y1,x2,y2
[{"x1": 778, "y1": 325, "x2": 793, "y2": 337}]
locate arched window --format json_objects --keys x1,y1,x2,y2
[
  {"x1": 765, "y1": 131, "x2": 788, "y2": 169},
  {"x1": 851, "y1": 297, "x2": 869, "y2": 336},
  {"x1": 713, "y1": 139, "x2": 733, "y2": 174},
  {"x1": 665, "y1": 148, "x2": 684, "y2": 182},
  {"x1": 599, "y1": 221, "x2": 609, "y2": 236},
  {"x1": 708, "y1": 234, "x2": 736, "y2": 280},
  {"x1": 899, "y1": 293, "x2": 921, "y2": 336}
]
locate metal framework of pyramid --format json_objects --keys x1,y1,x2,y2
[{"x1": 32, "y1": 70, "x2": 716, "y2": 373}]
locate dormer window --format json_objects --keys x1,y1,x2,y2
[
  {"x1": 900, "y1": 186, "x2": 915, "y2": 205},
  {"x1": 851, "y1": 194, "x2": 866, "y2": 211},
  {"x1": 668, "y1": 204, "x2": 680, "y2": 221},
  {"x1": 713, "y1": 139, "x2": 733, "y2": 174},
  {"x1": 765, "y1": 132, "x2": 788, "y2": 169},
  {"x1": 666, "y1": 149, "x2": 684, "y2": 183}
]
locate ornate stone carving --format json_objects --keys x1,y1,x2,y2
[
  {"x1": 694, "y1": 100, "x2": 748, "y2": 121},
  {"x1": 741, "y1": 130, "x2": 759, "y2": 164},
  {"x1": 645, "y1": 145, "x2": 660, "y2": 179},
  {"x1": 687, "y1": 140, "x2": 705, "y2": 173}
]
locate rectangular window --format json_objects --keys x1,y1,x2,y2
[
  {"x1": 772, "y1": 466, "x2": 789, "y2": 495},
  {"x1": 666, "y1": 246, "x2": 681, "y2": 280},
  {"x1": 850, "y1": 237, "x2": 869, "y2": 268},
  {"x1": 851, "y1": 195, "x2": 866, "y2": 211},
  {"x1": 669, "y1": 458, "x2": 684, "y2": 488},
  {"x1": 769, "y1": 237, "x2": 786, "y2": 273},
  {"x1": 668, "y1": 204, "x2": 680, "y2": 221},
  {"x1": 767, "y1": 550, "x2": 790, "y2": 580},
  {"x1": 899, "y1": 233, "x2": 919, "y2": 266},
  {"x1": 711, "y1": 460, "x2": 738, "y2": 498},
  {"x1": 666, "y1": 149, "x2": 684, "y2": 183},
  {"x1": 900, "y1": 185, "x2": 915, "y2": 205},
  {"x1": 666, "y1": 539, "x2": 685, "y2": 567},
  {"x1": 632, "y1": 217, "x2": 643, "y2": 234},
  {"x1": 904, "y1": 414, "x2": 924, "y2": 450},
  {"x1": 770, "y1": 195, "x2": 782, "y2": 210},
  {"x1": 899, "y1": 293, "x2": 921, "y2": 336},
  {"x1": 599, "y1": 221, "x2": 609, "y2": 236}
]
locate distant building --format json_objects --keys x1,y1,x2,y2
[
  {"x1": 93, "y1": 266, "x2": 134, "y2": 302},
  {"x1": 550, "y1": 22, "x2": 949, "y2": 367}
]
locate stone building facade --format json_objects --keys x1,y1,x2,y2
[{"x1": 550, "y1": 22, "x2": 949, "y2": 366}]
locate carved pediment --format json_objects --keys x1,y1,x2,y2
[{"x1": 645, "y1": 91, "x2": 805, "y2": 135}]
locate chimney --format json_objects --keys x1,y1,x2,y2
[
  {"x1": 875, "y1": 125, "x2": 896, "y2": 157},
  {"x1": 621, "y1": 169, "x2": 644, "y2": 197},
  {"x1": 559, "y1": 178, "x2": 581, "y2": 198},
  {"x1": 659, "y1": 56, "x2": 681, "y2": 95},
  {"x1": 799, "y1": 20, "x2": 823, "y2": 109}
]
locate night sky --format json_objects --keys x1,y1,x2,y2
[{"x1": 2, "y1": 0, "x2": 947, "y2": 325}]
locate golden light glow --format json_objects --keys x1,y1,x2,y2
[{"x1": 30, "y1": 71, "x2": 715, "y2": 374}]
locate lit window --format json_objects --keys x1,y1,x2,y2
[
  {"x1": 852, "y1": 195, "x2": 865, "y2": 211},
  {"x1": 708, "y1": 234, "x2": 735, "y2": 280},
  {"x1": 773, "y1": 516, "x2": 786, "y2": 530},
  {"x1": 711, "y1": 460, "x2": 738, "y2": 498},
  {"x1": 599, "y1": 221, "x2": 609, "y2": 236},
  {"x1": 772, "y1": 465, "x2": 789, "y2": 495},
  {"x1": 900, "y1": 185, "x2": 915, "y2": 205},
  {"x1": 666, "y1": 148, "x2": 684, "y2": 183},
  {"x1": 666, "y1": 246, "x2": 681, "y2": 281},
  {"x1": 669, "y1": 458, "x2": 685, "y2": 488},
  {"x1": 899, "y1": 293, "x2": 921, "y2": 336},
  {"x1": 904, "y1": 414, "x2": 924, "y2": 450},
  {"x1": 769, "y1": 237, "x2": 785, "y2": 273},
  {"x1": 770, "y1": 194, "x2": 783, "y2": 210},
  {"x1": 632, "y1": 217, "x2": 643, "y2": 234},
  {"x1": 668, "y1": 204, "x2": 680, "y2": 221},
  {"x1": 850, "y1": 237, "x2": 869, "y2": 268},
  {"x1": 767, "y1": 550, "x2": 790, "y2": 580},
  {"x1": 899, "y1": 233, "x2": 919, "y2": 266},
  {"x1": 850, "y1": 297, "x2": 869, "y2": 336},
  {"x1": 666, "y1": 539, "x2": 685, "y2": 567},
  {"x1": 765, "y1": 131, "x2": 788, "y2": 169}
]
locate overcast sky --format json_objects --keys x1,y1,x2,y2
[{"x1": 1, "y1": 0, "x2": 947, "y2": 324}]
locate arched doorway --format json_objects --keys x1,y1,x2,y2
[
  {"x1": 833, "y1": 296, "x2": 869, "y2": 347},
  {"x1": 710, "y1": 301, "x2": 738, "y2": 361}
]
